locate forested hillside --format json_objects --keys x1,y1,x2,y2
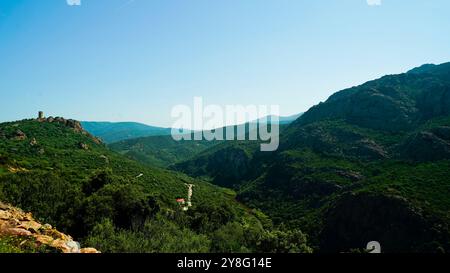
[
  {"x1": 2, "y1": 63, "x2": 449, "y2": 253},
  {"x1": 173, "y1": 63, "x2": 450, "y2": 253},
  {"x1": 0, "y1": 118, "x2": 311, "y2": 253}
]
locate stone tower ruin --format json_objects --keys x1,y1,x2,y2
[{"x1": 38, "y1": 111, "x2": 44, "y2": 119}]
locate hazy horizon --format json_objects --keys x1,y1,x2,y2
[{"x1": 1, "y1": 0, "x2": 450, "y2": 127}]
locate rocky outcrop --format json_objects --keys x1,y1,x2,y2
[
  {"x1": 334, "y1": 169, "x2": 364, "y2": 181},
  {"x1": 38, "y1": 117, "x2": 83, "y2": 133},
  {"x1": 0, "y1": 201, "x2": 100, "y2": 253},
  {"x1": 79, "y1": 142, "x2": 89, "y2": 150},
  {"x1": 400, "y1": 127, "x2": 450, "y2": 161},
  {"x1": 37, "y1": 116, "x2": 102, "y2": 144},
  {"x1": 14, "y1": 130, "x2": 27, "y2": 141},
  {"x1": 284, "y1": 122, "x2": 388, "y2": 160},
  {"x1": 349, "y1": 139, "x2": 389, "y2": 159},
  {"x1": 30, "y1": 138, "x2": 37, "y2": 146},
  {"x1": 99, "y1": 155, "x2": 109, "y2": 164},
  {"x1": 7, "y1": 166, "x2": 29, "y2": 173},
  {"x1": 296, "y1": 84, "x2": 419, "y2": 132}
]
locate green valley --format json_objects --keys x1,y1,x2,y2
[
  {"x1": 168, "y1": 62, "x2": 450, "y2": 253},
  {"x1": 1, "y1": 63, "x2": 450, "y2": 253}
]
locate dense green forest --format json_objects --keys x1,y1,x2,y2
[
  {"x1": 129, "y1": 63, "x2": 450, "y2": 252},
  {"x1": 1, "y1": 62, "x2": 450, "y2": 253},
  {"x1": 0, "y1": 119, "x2": 311, "y2": 253}
]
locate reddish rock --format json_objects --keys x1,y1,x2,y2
[
  {"x1": 5, "y1": 228, "x2": 32, "y2": 236},
  {"x1": 0, "y1": 201, "x2": 99, "y2": 253},
  {"x1": 80, "y1": 248, "x2": 101, "y2": 254}
]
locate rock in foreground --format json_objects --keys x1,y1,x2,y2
[{"x1": 0, "y1": 201, "x2": 100, "y2": 253}]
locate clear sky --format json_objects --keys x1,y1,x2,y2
[{"x1": 0, "y1": 0, "x2": 449, "y2": 127}]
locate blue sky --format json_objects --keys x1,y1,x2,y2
[{"x1": 0, "y1": 0, "x2": 449, "y2": 127}]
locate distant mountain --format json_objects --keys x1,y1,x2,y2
[
  {"x1": 279, "y1": 113, "x2": 303, "y2": 124},
  {"x1": 108, "y1": 114, "x2": 301, "y2": 168},
  {"x1": 109, "y1": 136, "x2": 217, "y2": 168},
  {"x1": 254, "y1": 113, "x2": 303, "y2": 125},
  {"x1": 81, "y1": 121, "x2": 174, "y2": 143},
  {"x1": 109, "y1": 121, "x2": 288, "y2": 169},
  {"x1": 83, "y1": 114, "x2": 301, "y2": 145}
]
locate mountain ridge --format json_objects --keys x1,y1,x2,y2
[
  {"x1": 81, "y1": 121, "x2": 174, "y2": 143},
  {"x1": 169, "y1": 62, "x2": 450, "y2": 252}
]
